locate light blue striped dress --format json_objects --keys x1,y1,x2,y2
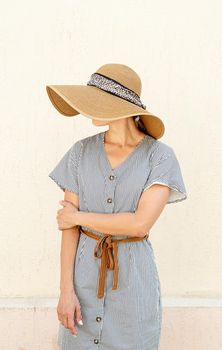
[{"x1": 48, "y1": 131, "x2": 187, "y2": 350}]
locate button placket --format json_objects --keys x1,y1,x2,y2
[
  {"x1": 105, "y1": 173, "x2": 116, "y2": 212},
  {"x1": 92, "y1": 298, "x2": 105, "y2": 347}
]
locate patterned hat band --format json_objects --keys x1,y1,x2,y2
[{"x1": 87, "y1": 72, "x2": 146, "y2": 110}]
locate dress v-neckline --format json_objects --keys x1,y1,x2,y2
[{"x1": 100, "y1": 131, "x2": 148, "y2": 174}]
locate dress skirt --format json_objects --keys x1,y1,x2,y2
[{"x1": 57, "y1": 232, "x2": 162, "y2": 350}]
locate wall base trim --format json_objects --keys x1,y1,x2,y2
[{"x1": 0, "y1": 297, "x2": 222, "y2": 308}]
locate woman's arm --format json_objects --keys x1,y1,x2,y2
[
  {"x1": 59, "y1": 184, "x2": 170, "y2": 238},
  {"x1": 57, "y1": 189, "x2": 83, "y2": 336},
  {"x1": 60, "y1": 190, "x2": 80, "y2": 293}
]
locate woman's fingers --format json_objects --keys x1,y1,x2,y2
[
  {"x1": 59, "y1": 312, "x2": 77, "y2": 336},
  {"x1": 75, "y1": 301, "x2": 83, "y2": 326},
  {"x1": 67, "y1": 313, "x2": 78, "y2": 336},
  {"x1": 59, "y1": 200, "x2": 77, "y2": 209},
  {"x1": 61, "y1": 315, "x2": 68, "y2": 329}
]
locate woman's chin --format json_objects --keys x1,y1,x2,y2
[{"x1": 92, "y1": 119, "x2": 109, "y2": 126}]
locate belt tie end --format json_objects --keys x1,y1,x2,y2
[{"x1": 94, "y1": 235, "x2": 119, "y2": 298}]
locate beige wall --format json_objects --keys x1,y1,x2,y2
[{"x1": 0, "y1": 0, "x2": 222, "y2": 349}]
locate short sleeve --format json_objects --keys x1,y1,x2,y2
[
  {"x1": 48, "y1": 140, "x2": 82, "y2": 195},
  {"x1": 142, "y1": 143, "x2": 187, "y2": 204}
]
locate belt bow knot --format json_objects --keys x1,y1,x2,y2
[
  {"x1": 79, "y1": 228, "x2": 148, "y2": 299},
  {"x1": 94, "y1": 234, "x2": 119, "y2": 298}
]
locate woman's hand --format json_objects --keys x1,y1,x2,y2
[
  {"x1": 57, "y1": 288, "x2": 83, "y2": 337},
  {"x1": 57, "y1": 200, "x2": 79, "y2": 230}
]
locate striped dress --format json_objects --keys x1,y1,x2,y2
[{"x1": 48, "y1": 130, "x2": 187, "y2": 350}]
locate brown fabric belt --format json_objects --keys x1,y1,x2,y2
[{"x1": 79, "y1": 227, "x2": 149, "y2": 299}]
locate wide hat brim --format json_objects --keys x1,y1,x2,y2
[{"x1": 46, "y1": 84, "x2": 165, "y2": 139}]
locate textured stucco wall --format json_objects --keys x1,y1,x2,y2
[{"x1": 0, "y1": 0, "x2": 222, "y2": 349}]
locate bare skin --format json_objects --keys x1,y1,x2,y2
[
  {"x1": 55, "y1": 116, "x2": 170, "y2": 337},
  {"x1": 56, "y1": 190, "x2": 83, "y2": 337}
]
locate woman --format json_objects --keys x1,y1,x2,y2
[{"x1": 46, "y1": 63, "x2": 187, "y2": 350}]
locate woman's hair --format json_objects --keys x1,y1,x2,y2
[{"x1": 133, "y1": 115, "x2": 149, "y2": 136}]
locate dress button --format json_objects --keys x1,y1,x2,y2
[
  {"x1": 107, "y1": 198, "x2": 112, "y2": 203},
  {"x1": 109, "y1": 175, "x2": 115, "y2": 180},
  {"x1": 94, "y1": 338, "x2": 99, "y2": 344},
  {"x1": 96, "y1": 316, "x2": 102, "y2": 322}
]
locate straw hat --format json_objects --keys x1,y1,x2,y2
[{"x1": 46, "y1": 63, "x2": 165, "y2": 139}]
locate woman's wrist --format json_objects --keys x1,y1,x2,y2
[
  {"x1": 73, "y1": 210, "x2": 82, "y2": 227},
  {"x1": 60, "y1": 283, "x2": 75, "y2": 294}
]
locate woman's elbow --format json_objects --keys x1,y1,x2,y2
[{"x1": 133, "y1": 219, "x2": 149, "y2": 238}]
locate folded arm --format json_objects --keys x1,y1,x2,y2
[{"x1": 74, "y1": 184, "x2": 170, "y2": 237}]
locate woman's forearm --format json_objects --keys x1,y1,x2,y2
[
  {"x1": 60, "y1": 227, "x2": 80, "y2": 293},
  {"x1": 75, "y1": 211, "x2": 146, "y2": 237}
]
